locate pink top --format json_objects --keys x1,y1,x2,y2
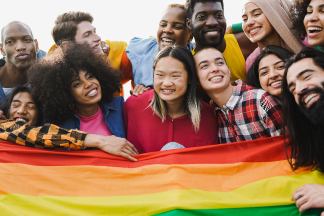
[
  {"x1": 123, "y1": 90, "x2": 219, "y2": 154},
  {"x1": 75, "y1": 105, "x2": 113, "y2": 136}
]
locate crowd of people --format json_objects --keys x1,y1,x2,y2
[{"x1": 1, "y1": 0, "x2": 324, "y2": 213}]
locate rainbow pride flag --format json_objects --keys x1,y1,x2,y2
[{"x1": 0, "y1": 136, "x2": 323, "y2": 215}]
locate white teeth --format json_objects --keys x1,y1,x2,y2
[
  {"x1": 162, "y1": 89, "x2": 174, "y2": 92},
  {"x1": 250, "y1": 27, "x2": 261, "y2": 34},
  {"x1": 162, "y1": 38, "x2": 174, "y2": 43},
  {"x1": 270, "y1": 80, "x2": 282, "y2": 87},
  {"x1": 15, "y1": 118, "x2": 27, "y2": 123},
  {"x1": 308, "y1": 27, "x2": 323, "y2": 31},
  {"x1": 304, "y1": 93, "x2": 318, "y2": 104},
  {"x1": 206, "y1": 31, "x2": 219, "y2": 35},
  {"x1": 87, "y1": 89, "x2": 97, "y2": 97},
  {"x1": 210, "y1": 76, "x2": 222, "y2": 81}
]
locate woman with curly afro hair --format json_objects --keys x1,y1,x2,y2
[
  {"x1": 28, "y1": 43, "x2": 134, "y2": 146},
  {"x1": 291, "y1": 0, "x2": 324, "y2": 49}
]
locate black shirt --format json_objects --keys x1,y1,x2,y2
[{"x1": 0, "y1": 59, "x2": 5, "y2": 68}]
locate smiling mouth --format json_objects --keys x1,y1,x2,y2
[
  {"x1": 14, "y1": 117, "x2": 28, "y2": 123},
  {"x1": 209, "y1": 75, "x2": 223, "y2": 81},
  {"x1": 308, "y1": 27, "x2": 323, "y2": 34},
  {"x1": 161, "y1": 89, "x2": 175, "y2": 94},
  {"x1": 270, "y1": 80, "x2": 282, "y2": 88},
  {"x1": 249, "y1": 27, "x2": 261, "y2": 35},
  {"x1": 161, "y1": 38, "x2": 175, "y2": 45},
  {"x1": 303, "y1": 92, "x2": 319, "y2": 106},
  {"x1": 86, "y1": 88, "x2": 98, "y2": 97},
  {"x1": 205, "y1": 31, "x2": 219, "y2": 35}
]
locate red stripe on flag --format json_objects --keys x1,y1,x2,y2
[{"x1": 0, "y1": 136, "x2": 288, "y2": 167}]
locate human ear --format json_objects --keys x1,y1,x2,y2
[
  {"x1": 34, "y1": 39, "x2": 39, "y2": 53},
  {"x1": 0, "y1": 44, "x2": 5, "y2": 57}
]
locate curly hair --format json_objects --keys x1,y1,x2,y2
[
  {"x1": 290, "y1": 0, "x2": 310, "y2": 39},
  {"x1": 28, "y1": 43, "x2": 121, "y2": 124},
  {"x1": 185, "y1": 0, "x2": 224, "y2": 19}
]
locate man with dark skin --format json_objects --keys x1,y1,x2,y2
[
  {"x1": 0, "y1": 21, "x2": 38, "y2": 101},
  {"x1": 185, "y1": 0, "x2": 258, "y2": 82}
]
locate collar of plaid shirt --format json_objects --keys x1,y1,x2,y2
[{"x1": 214, "y1": 80, "x2": 246, "y2": 111}]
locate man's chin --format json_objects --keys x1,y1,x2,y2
[
  {"x1": 298, "y1": 96, "x2": 324, "y2": 125},
  {"x1": 201, "y1": 37, "x2": 224, "y2": 48}
]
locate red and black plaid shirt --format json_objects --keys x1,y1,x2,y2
[{"x1": 213, "y1": 80, "x2": 283, "y2": 143}]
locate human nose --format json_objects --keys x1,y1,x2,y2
[
  {"x1": 163, "y1": 24, "x2": 173, "y2": 33},
  {"x1": 269, "y1": 68, "x2": 280, "y2": 79},
  {"x1": 246, "y1": 16, "x2": 255, "y2": 27},
  {"x1": 16, "y1": 105, "x2": 27, "y2": 115},
  {"x1": 295, "y1": 81, "x2": 308, "y2": 95},
  {"x1": 84, "y1": 79, "x2": 93, "y2": 89},
  {"x1": 307, "y1": 10, "x2": 319, "y2": 22},
  {"x1": 206, "y1": 16, "x2": 218, "y2": 26},
  {"x1": 93, "y1": 33, "x2": 101, "y2": 42},
  {"x1": 16, "y1": 40, "x2": 26, "y2": 52},
  {"x1": 162, "y1": 76, "x2": 173, "y2": 86}
]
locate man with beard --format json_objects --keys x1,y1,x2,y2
[
  {"x1": 283, "y1": 47, "x2": 324, "y2": 214},
  {"x1": 0, "y1": 21, "x2": 39, "y2": 101},
  {"x1": 185, "y1": 0, "x2": 257, "y2": 82}
]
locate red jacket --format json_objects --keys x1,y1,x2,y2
[{"x1": 123, "y1": 90, "x2": 219, "y2": 154}]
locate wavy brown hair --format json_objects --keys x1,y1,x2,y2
[{"x1": 28, "y1": 43, "x2": 121, "y2": 124}]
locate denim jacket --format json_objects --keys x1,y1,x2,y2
[
  {"x1": 0, "y1": 81, "x2": 5, "y2": 103},
  {"x1": 55, "y1": 97, "x2": 126, "y2": 138}
]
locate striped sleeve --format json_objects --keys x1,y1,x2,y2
[{"x1": 0, "y1": 120, "x2": 87, "y2": 150}]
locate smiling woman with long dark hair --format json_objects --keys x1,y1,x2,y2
[{"x1": 123, "y1": 45, "x2": 218, "y2": 154}]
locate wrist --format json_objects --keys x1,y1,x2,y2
[{"x1": 84, "y1": 134, "x2": 103, "y2": 148}]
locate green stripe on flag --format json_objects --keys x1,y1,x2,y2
[{"x1": 155, "y1": 205, "x2": 324, "y2": 216}]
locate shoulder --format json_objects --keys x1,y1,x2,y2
[
  {"x1": 232, "y1": 32, "x2": 259, "y2": 59},
  {"x1": 101, "y1": 96, "x2": 124, "y2": 110},
  {"x1": 200, "y1": 101, "x2": 214, "y2": 113},
  {"x1": 124, "y1": 89, "x2": 153, "y2": 110},
  {"x1": 127, "y1": 37, "x2": 157, "y2": 48},
  {"x1": 245, "y1": 86, "x2": 280, "y2": 109}
]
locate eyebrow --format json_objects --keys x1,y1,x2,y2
[
  {"x1": 198, "y1": 57, "x2": 224, "y2": 67},
  {"x1": 82, "y1": 29, "x2": 94, "y2": 37},
  {"x1": 12, "y1": 100, "x2": 35, "y2": 105},
  {"x1": 287, "y1": 69, "x2": 315, "y2": 89},
  {"x1": 160, "y1": 20, "x2": 186, "y2": 26},
  {"x1": 258, "y1": 60, "x2": 284, "y2": 72},
  {"x1": 155, "y1": 70, "x2": 182, "y2": 73},
  {"x1": 242, "y1": 8, "x2": 261, "y2": 18}
]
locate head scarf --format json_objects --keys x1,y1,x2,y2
[{"x1": 245, "y1": 0, "x2": 303, "y2": 54}]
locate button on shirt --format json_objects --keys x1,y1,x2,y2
[{"x1": 214, "y1": 80, "x2": 283, "y2": 144}]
